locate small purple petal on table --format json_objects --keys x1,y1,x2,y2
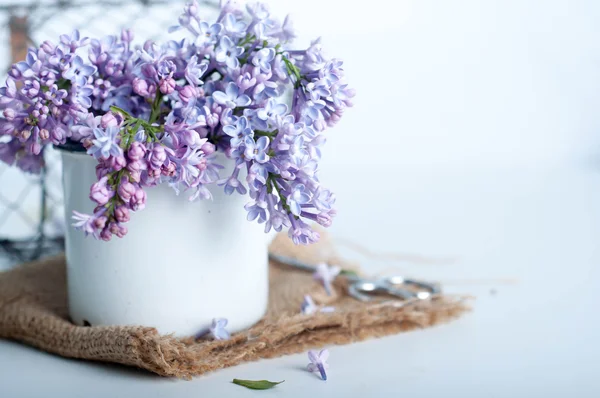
[
  {"x1": 313, "y1": 263, "x2": 341, "y2": 296},
  {"x1": 301, "y1": 295, "x2": 335, "y2": 315},
  {"x1": 210, "y1": 318, "x2": 231, "y2": 340},
  {"x1": 301, "y1": 295, "x2": 316, "y2": 314},
  {"x1": 195, "y1": 318, "x2": 230, "y2": 341},
  {"x1": 307, "y1": 349, "x2": 329, "y2": 380}
]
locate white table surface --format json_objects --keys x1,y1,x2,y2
[{"x1": 1, "y1": 162, "x2": 599, "y2": 397}]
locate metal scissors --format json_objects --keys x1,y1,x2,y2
[{"x1": 269, "y1": 253, "x2": 441, "y2": 302}]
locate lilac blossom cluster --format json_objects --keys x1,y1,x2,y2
[{"x1": 0, "y1": 0, "x2": 354, "y2": 244}]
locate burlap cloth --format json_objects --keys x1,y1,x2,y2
[{"x1": 0, "y1": 231, "x2": 469, "y2": 379}]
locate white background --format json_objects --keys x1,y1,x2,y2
[{"x1": 1, "y1": 0, "x2": 600, "y2": 396}]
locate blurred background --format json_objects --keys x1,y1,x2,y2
[{"x1": 0, "y1": 0, "x2": 599, "y2": 267}]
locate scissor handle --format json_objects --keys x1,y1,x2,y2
[
  {"x1": 384, "y1": 276, "x2": 441, "y2": 299},
  {"x1": 348, "y1": 280, "x2": 416, "y2": 302},
  {"x1": 268, "y1": 253, "x2": 441, "y2": 302}
]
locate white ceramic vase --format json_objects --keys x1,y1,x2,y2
[{"x1": 60, "y1": 149, "x2": 269, "y2": 336}]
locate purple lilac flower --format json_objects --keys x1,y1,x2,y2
[
  {"x1": 313, "y1": 263, "x2": 341, "y2": 296},
  {"x1": 236, "y1": 70, "x2": 257, "y2": 91},
  {"x1": 117, "y1": 180, "x2": 136, "y2": 202},
  {"x1": 288, "y1": 184, "x2": 311, "y2": 216},
  {"x1": 0, "y1": 139, "x2": 19, "y2": 166},
  {"x1": 246, "y1": 2, "x2": 271, "y2": 21},
  {"x1": 128, "y1": 141, "x2": 146, "y2": 160},
  {"x1": 291, "y1": 152, "x2": 317, "y2": 179},
  {"x1": 210, "y1": 318, "x2": 230, "y2": 340},
  {"x1": 288, "y1": 217, "x2": 320, "y2": 245},
  {"x1": 170, "y1": 146, "x2": 209, "y2": 187},
  {"x1": 0, "y1": 0, "x2": 354, "y2": 244},
  {"x1": 87, "y1": 126, "x2": 123, "y2": 160},
  {"x1": 257, "y1": 98, "x2": 287, "y2": 121},
  {"x1": 215, "y1": 36, "x2": 244, "y2": 69},
  {"x1": 90, "y1": 176, "x2": 113, "y2": 205},
  {"x1": 313, "y1": 187, "x2": 336, "y2": 212},
  {"x1": 219, "y1": 170, "x2": 247, "y2": 195},
  {"x1": 242, "y1": 108, "x2": 268, "y2": 130},
  {"x1": 301, "y1": 295, "x2": 334, "y2": 315},
  {"x1": 244, "y1": 136, "x2": 269, "y2": 163},
  {"x1": 72, "y1": 210, "x2": 105, "y2": 237},
  {"x1": 63, "y1": 56, "x2": 97, "y2": 86},
  {"x1": 320, "y1": 59, "x2": 343, "y2": 85},
  {"x1": 222, "y1": 12, "x2": 246, "y2": 36},
  {"x1": 196, "y1": 22, "x2": 223, "y2": 46},
  {"x1": 185, "y1": 55, "x2": 208, "y2": 86},
  {"x1": 157, "y1": 59, "x2": 176, "y2": 79},
  {"x1": 11, "y1": 50, "x2": 41, "y2": 79},
  {"x1": 159, "y1": 78, "x2": 176, "y2": 94},
  {"x1": 330, "y1": 83, "x2": 355, "y2": 109},
  {"x1": 305, "y1": 80, "x2": 331, "y2": 101},
  {"x1": 264, "y1": 193, "x2": 290, "y2": 233},
  {"x1": 248, "y1": 161, "x2": 271, "y2": 185},
  {"x1": 212, "y1": 82, "x2": 251, "y2": 108},
  {"x1": 130, "y1": 189, "x2": 147, "y2": 211},
  {"x1": 44, "y1": 85, "x2": 67, "y2": 106},
  {"x1": 194, "y1": 317, "x2": 231, "y2": 341},
  {"x1": 73, "y1": 85, "x2": 94, "y2": 109},
  {"x1": 246, "y1": 2, "x2": 274, "y2": 39},
  {"x1": 101, "y1": 111, "x2": 122, "y2": 128},
  {"x1": 272, "y1": 54, "x2": 288, "y2": 81},
  {"x1": 274, "y1": 15, "x2": 296, "y2": 43},
  {"x1": 16, "y1": 153, "x2": 44, "y2": 174},
  {"x1": 60, "y1": 30, "x2": 89, "y2": 50},
  {"x1": 48, "y1": 45, "x2": 73, "y2": 70},
  {"x1": 0, "y1": 78, "x2": 17, "y2": 105},
  {"x1": 178, "y1": 85, "x2": 197, "y2": 103},
  {"x1": 222, "y1": 116, "x2": 253, "y2": 147},
  {"x1": 307, "y1": 349, "x2": 329, "y2": 381},
  {"x1": 189, "y1": 184, "x2": 212, "y2": 201},
  {"x1": 253, "y1": 80, "x2": 279, "y2": 103},
  {"x1": 92, "y1": 78, "x2": 112, "y2": 100},
  {"x1": 252, "y1": 48, "x2": 275, "y2": 73},
  {"x1": 121, "y1": 29, "x2": 134, "y2": 43},
  {"x1": 219, "y1": 0, "x2": 244, "y2": 15},
  {"x1": 70, "y1": 113, "x2": 101, "y2": 141},
  {"x1": 244, "y1": 189, "x2": 267, "y2": 222},
  {"x1": 148, "y1": 145, "x2": 167, "y2": 169},
  {"x1": 300, "y1": 99, "x2": 326, "y2": 121}
]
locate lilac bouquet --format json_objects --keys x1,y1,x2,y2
[{"x1": 0, "y1": 0, "x2": 354, "y2": 244}]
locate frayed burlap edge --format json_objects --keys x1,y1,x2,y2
[{"x1": 0, "y1": 233, "x2": 470, "y2": 379}]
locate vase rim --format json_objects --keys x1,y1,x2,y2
[{"x1": 54, "y1": 139, "x2": 86, "y2": 153}]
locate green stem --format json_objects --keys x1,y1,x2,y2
[
  {"x1": 254, "y1": 129, "x2": 278, "y2": 138},
  {"x1": 102, "y1": 91, "x2": 169, "y2": 224},
  {"x1": 238, "y1": 34, "x2": 257, "y2": 47},
  {"x1": 110, "y1": 105, "x2": 133, "y2": 119},
  {"x1": 149, "y1": 92, "x2": 164, "y2": 124},
  {"x1": 281, "y1": 56, "x2": 302, "y2": 82},
  {"x1": 268, "y1": 174, "x2": 290, "y2": 213},
  {"x1": 56, "y1": 78, "x2": 71, "y2": 91}
]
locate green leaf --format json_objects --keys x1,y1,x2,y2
[
  {"x1": 109, "y1": 105, "x2": 132, "y2": 118},
  {"x1": 56, "y1": 78, "x2": 72, "y2": 91},
  {"x1": 232, "y1": 379, "x2": 284, "y2": 390},
  {"x1": 340, "y1": 269, "x2": 359, "y2": 277}
]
